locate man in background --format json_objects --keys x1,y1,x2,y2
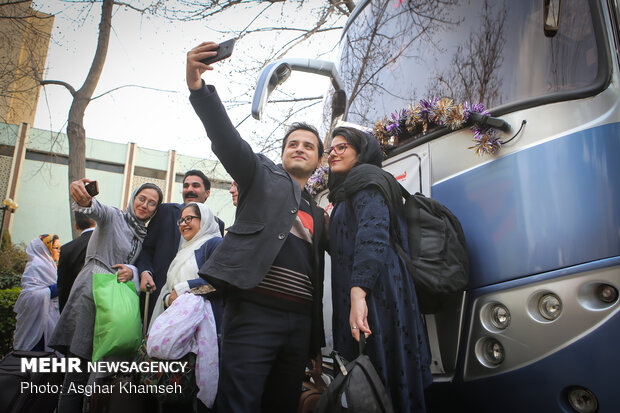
[
  {"x1": 229, "y1": 181, "x2": 238, "y2": 207},
  {"x1": 57, "y1": 212, "x2": 95, "y2": 313}
]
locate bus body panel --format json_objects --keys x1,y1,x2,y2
[
  {"x1": 454, "y1": 257, "x2": 620, "y2": 412},
  {"x1": 432, "y1": 121, "x2": 620, "y2": 289},
  {"x1": 457, "y1": 308, "x2": 620, "y2": 412}
]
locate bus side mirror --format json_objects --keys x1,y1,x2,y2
[
  {"x1": 251, "y1": 58, "x2": 347, "y2": 120},
  {"x1": 543, "y1": 0, "x2": 562, "y2": 37},
  {"x1": 251, "y1": 61, "x2": 292, "y2": 120}
]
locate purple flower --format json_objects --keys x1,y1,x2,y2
[
  {"x1": 386, "y1": 122, "x2": 399, "y2": 133},
  {"x1": 468, "y1": 102, "x2": 489, "y2": 115}
]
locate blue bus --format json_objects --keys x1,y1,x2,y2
[{"x1": 252, "y1": 0, "x2": 620, "y2": 411}]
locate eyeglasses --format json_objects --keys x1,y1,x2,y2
[
  {"x1": 177, "y1": 215, "x2": 200, "y2": 226},
  {"x1": 325, "y1": 143, "x2": 348, "y2": 156},
  {"x1": 136, "y1": 195, "x2": 158, "y2": 208}
]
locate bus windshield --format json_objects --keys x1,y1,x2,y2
[{"x1": 339, "y1": 0, "x2": 602, "y2": 127}]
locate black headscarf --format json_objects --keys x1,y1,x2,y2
[{"x1": 327, "y1": 130, "x2": 403, "y2": 223}]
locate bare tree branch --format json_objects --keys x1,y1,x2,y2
[
  {"x1": 254, "y1": 99, "x2": 321, "y2": 155},
  {"x1": 91, "y1": 84, "x2": 179, "y2": 100},
  {"x1": 113, "y1": 1, "x2": 157, "y2": 13},
  {"x1": 0, "y1": 1, "x2": 37, "y2": 10},
  {"x1": 40, "y1": 80, "x2": 77, "y2": 96}
]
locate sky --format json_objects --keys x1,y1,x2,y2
[{"x1": 31, "y1": 0, "x2": 343, "y2": 160}]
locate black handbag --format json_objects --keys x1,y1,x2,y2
[
  {"x1": 0, "y1": 350, "x2": 64, "y2": 413},
  {"x1": 315, "y1": 335, "x2": 394, "y2": 413}
]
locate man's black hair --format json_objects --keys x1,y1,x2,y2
[
  {"x1": 74, "y1": 211, "x2": 95, "y2": 231},
  {"x1": 184, "y1": 170, "x2": 211, "y2": 190},
  {"x1": 281, "y1": 122, "x2": 324, "y2": 162}
]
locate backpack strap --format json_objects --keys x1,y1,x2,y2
[{"x1": 391, "y1": 183, "x2": 419, "y2": 261}]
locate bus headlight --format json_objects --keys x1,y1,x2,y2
[
  {"x1": 490, "y1": 304, "x2": 511, "y2": 329},
  {"x1": 567, "y1": 387, "x2": 598, "y2": 413},
  {"x1": 476, "y1": 338, "x2": 505, "y2": 367},
  {"x1": 538, "y1": 293, "x2": 562, "y2": 320},
  {"x1": 596, "y1": 284, "x2": 618, "y2": 304}
]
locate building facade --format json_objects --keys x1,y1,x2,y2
[
  {"x1": 0, "y1": 0, "x2": 54, "y2": 126},
  {"x1": 0, "y1": 122, "x2": 235, "y2": 245}
]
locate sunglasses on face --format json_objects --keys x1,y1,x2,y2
[
  {"x1": 177, "y1": 215, "x2": 200, "y2": 226},
  {"x1": 325, "y1": 143, "x2": 348, "y2": 156}
]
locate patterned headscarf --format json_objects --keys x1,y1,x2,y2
[
  {"x1": 39, "y1": 234, "x2": 59, "y2": 262},
  {"x1": 124, "y1": 183, "x2": 163, "y2": 263}
]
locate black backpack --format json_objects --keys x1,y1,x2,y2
[
  {"x1": 315, "y1": 335, "x2": 394, "y2": 413},
  {"x1": 392, "y1": 185, "x2": 469, "y2": 313}
]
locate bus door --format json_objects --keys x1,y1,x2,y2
[{"x1": 383, "y1": 143, "x2": 464, "y2": 379}]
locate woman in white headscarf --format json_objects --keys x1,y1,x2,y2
[
  {"x1": 149, "y1": 201, "x2": 222, "y2": 327},
  {"x1": 147, "y1": 202, "x2": 222, "y2": 410},
  {"x1": 13, "y1": 234, "x2": 61, "y2": 352}
]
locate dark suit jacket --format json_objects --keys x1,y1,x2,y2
[
  {"x1": 57, "y1": 229, "x2": 94, "y2": 312},
  {"x1": 190, "y1": 83, "x2": 327, "y2": 356},
  {"x1": 135, "y1": 202, "x2": 182, "y2": 321},
  {"x1": 135, "y1": 203, "x2": 225, "y2": 322}
]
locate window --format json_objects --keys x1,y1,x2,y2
[{"x1": 339, "y1": 0, "x2": 605, "y2": 127}]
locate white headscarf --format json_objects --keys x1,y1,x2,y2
[
  {"x1": 149, "y1": 202, "x2": 221, "y2": 328},
  {"x1": 13, "y1": 237, "x2": 60, "y2": 351}
]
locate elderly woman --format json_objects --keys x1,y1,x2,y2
[
  {"x1": 147, "y1": 202, "x2": 222, "y2": 411},
  {"x1": 326, "y1": 126, "x2": 432, "y2": 413},
  {"x1": 13, "y1": 234, "x2": 61, "y2": 352},
  {"x1": 149, "y1": 201, "x2": 222, "y2": 328},
  {"x1": 50, "y1": 178, "x2": 162, "y2": 413}
]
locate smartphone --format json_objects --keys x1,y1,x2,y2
[
  {"x1": 200, "y1": 38, "x2": 235, "y2": 65},
  {"x1": 85, "y1": 181, "x2": 99, "y2": 197}
]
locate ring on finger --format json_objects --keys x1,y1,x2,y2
[{"x1": 351, "y1": 325, "x2": 358, "y2": 330}]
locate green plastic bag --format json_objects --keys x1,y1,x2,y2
[{"x1": 92, "y1": 273, "x2": 141, "y2": 362}]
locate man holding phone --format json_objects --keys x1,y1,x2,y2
[{"x1": 187, "y1": 41, "x2": 327, "y2": 413}]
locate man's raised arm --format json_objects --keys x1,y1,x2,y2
[{"x1": 186, "y1": 41, "x2": 256, "y2": 188}]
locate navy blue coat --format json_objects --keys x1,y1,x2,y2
[
  {"x1": 330, "y1": 187, "x2": 432, "y2": 413},
  {"x1": 136, "y1": 203, "x2": 183, "y2": 320}
]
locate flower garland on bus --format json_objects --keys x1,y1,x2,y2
[
  {"x1": 305, "y1": 98, "x2": 502, "y2": 197},
  {"x1": 306, "y1": 164, "x2": 329, "y2": 197},
  {"x1": 372, "y1": 98, "x2": 502, "y2": 156}
]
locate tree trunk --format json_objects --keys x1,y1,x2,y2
[
  {"x1": 67, "y1": 112, "x2": 87, "y2": 239},
  {"x1": 66, "y1": 0, "x2": 113, "y2": 239}
]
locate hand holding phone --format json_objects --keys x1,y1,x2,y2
[
  {"x1": 85, "y1": 181, "x2": 99, "y2": 197},
  {"x1": 200, "y1": 38, "x2": 235, "y2": 65}
]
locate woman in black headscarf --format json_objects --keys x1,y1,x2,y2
[{"x1": 326, "y1": 126, "x2": 432, "y2": 413}]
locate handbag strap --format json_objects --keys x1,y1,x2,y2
[
  {"x1": 142, "y1": 290, "x2": 150, "y2": 338},
  {"x1": 359, "y1": 332, "x2": 367, "y2": 355}
]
